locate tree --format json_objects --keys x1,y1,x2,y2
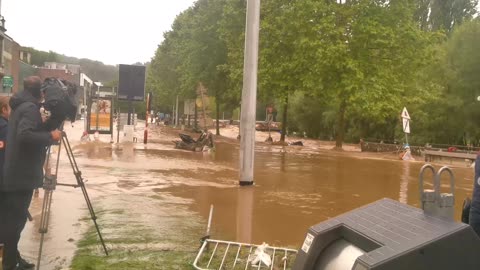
[
  {"x1": 148, "y1": 8, "x2": 198, "y2": 117},
  {"x1": 184, "y1": 0, "x2": 229, "y2": 135},
  {"x1": 415, "y1": 0, "x2": 478, "y2": 33},
  {"x1": 444, "y1": 20, "x2": 480, "y2": 143},
  {"x1": 284, "y1": 0, "x2": 436, "y2": 148},
  {"x1": 429, "y1": 0, "x2": 478, "y2": 32},
  {"x1": 146, "y1": 0, "x2": 479, "y2": 148},
  {"x1": 149, "y1": 1, "x2": 234, "y2": 134},
  {"x1": 260, "y1": 0, "x2": 314, "y2": 142},
  {"x1": 219, "y1": 0, "x2": 247, "y2": 110}
]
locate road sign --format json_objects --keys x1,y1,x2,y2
[
  {"x1": 401, "y1": 107, "x2": 410, "y2": 120},
  {"x1": 403, "y1": 118, "x2": 410, "y2": 134},
  {"x1": 2, "y1": 76, "x2": 13, "y2": 88}
]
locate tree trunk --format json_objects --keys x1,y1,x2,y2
[
  {"x1": 280, "y1": 95, "x2": 289, "y2": 142},
  {"x1": 335, "y1": 100, "x2": 347, "y2": 149},
  {"x1": 215, "y1": 93, "x2": 220, "y2": 136}
]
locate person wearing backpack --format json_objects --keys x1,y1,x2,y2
[{"x1": 0, "y1": 76, "x2": 61, "y2": 270}]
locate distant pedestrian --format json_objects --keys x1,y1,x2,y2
[
  {"x1": 81, "y1": 131, "x2": 91, "y2": 142},
  {"x1": 0, "y1": 76, "x2": 62, "y2": 270}
]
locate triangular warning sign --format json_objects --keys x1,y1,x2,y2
[{"x1": 401, "y1": 107, "x2": 410, "y2": 120}]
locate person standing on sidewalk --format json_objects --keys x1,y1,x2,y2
[{"x1": 0, "y1": 76, "x2": 62, "y2": 270}]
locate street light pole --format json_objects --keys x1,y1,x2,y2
[{"x1": 239, "y1": 0, "x2": 261, "y2": 186}]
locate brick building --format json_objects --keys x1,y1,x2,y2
[{"x1": 0, "y1": 15, "x2": 21, "y2": 95}]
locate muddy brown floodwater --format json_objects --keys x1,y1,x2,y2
[{"x1": 18, "y1": 123, "x2": 475, "y2": 269}]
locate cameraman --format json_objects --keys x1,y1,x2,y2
[{"x1": 0, "y1": 76, "x2": 61, "y2": 270}]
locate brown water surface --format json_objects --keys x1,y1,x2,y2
[{"x1": 19, "y1": 124, "x2": 474, "y2": 269}]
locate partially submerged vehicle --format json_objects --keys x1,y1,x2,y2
[{"x1": 174, "y1": 131, "x2": 215, "y2": 152}]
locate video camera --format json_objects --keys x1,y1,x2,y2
[{"x1": 41, "y1": 77, "x2": 79, "y2": 131}]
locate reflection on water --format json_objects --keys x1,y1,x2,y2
[
  {"x1": 20, "y1": 125, "x2": 476, "y2": 269},
  {"x1": 236, "y1": 187, "x2": 254, "y2": 243},
  {"x1": 399, "y1": 161, "x2": 410, "y2": 204},
  {"x1": 162, "y1": 141, "x2": 475, "y2": 246}
]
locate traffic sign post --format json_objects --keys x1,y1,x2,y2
[{"x1": 401, "y1": 107, "x2": 411, "y2": 145}]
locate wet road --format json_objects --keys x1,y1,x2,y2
[{"x1": 18, "y1": 123, "x2": 475, "y2": 269}]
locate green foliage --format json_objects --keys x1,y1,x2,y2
[
  {"x1": 25, "y1": 48, "x2": 59, "y2": 66},
  {"x1": 416, "y1": 0, "x2": 478, "y2": 33},
  {"x1": 74, "y1": 59, "x2": 118, "y2": 83},
  {"x1": 147, "y1": 0, "x2": 479, "y2": 147}
]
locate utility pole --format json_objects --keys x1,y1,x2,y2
[
  {"x1": 84, "y1": 84, "x2": 89, "y2": 132},
  {"x1": 175, "y1": 95, "x2": 179, "y2": 127},
  {"x1": 144, "y1": 92, "x2": 152, "y2": 144},
  {"x1": 239, "y1": 0, "x2": 261, "y2": 186}
]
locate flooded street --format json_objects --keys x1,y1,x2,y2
[{"x1": 18, "y1": 123, "x2": 475, "y2": 269}]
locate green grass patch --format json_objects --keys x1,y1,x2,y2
[{"x1": 70, "y1": 195, "x2": 205, "y2": 270}]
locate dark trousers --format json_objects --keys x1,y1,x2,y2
[
  {"x1": 470, "y1": 201, "x2": 480, "y2": 238},
  {"x1": 0, "y1": 190, "x2": 33, "y2": 270}
]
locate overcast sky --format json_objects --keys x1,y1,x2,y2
[{"x1": 2, "y1": 0, "x2": 197, "y2": 66}]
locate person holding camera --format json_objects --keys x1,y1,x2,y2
[{"x1": 0, "y1": 76, "x2": 61, "y2": 270}]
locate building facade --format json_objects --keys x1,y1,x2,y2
[{"x1": 0, "y1": 13, "x2": 21, "y2": 95}]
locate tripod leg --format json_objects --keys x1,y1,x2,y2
[
  {"x1": 37, "y1": 143, "x2": 60, "y2": 270},
  {"x1": 62, "y1": 135, "x2": 109, "y2": 256},
  {"x1": 36, "y1": 188, "x2": 54, "y2": 270}
]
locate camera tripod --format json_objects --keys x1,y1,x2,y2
[{"x1": 36, "y1": 128, "x2": 108, "y2": 270}]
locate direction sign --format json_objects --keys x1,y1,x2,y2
[
  {"x1": 2, "y1": 76, "x2": 13, "y2": 88},
  {"x1": 401, "y1": 107, "x2": 410, "y2": 120},
  {"x1": 403, "y1": 118, "x2": 410, "y2": 134}
]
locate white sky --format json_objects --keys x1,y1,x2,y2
[{"x1": 2, "y1": 0, "x2": 197, "y2": 66}]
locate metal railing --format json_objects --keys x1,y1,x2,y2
[{"x1": 193, "y1": 239, "x2": 298, "y2": 270}]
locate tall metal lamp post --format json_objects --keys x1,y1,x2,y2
[{"x1": 239, "y1": 0, "x2": 261, "y2": 186}]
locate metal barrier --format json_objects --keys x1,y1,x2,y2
[{"x1": 193, "y1": 239, "x2": 297, "y2": 270}]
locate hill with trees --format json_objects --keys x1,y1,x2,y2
[{"x1": 22, "y1": 47, "x2": 119, "y2": 83}]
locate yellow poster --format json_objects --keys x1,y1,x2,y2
[{"x1": 88, "y1": 99, "x2": 112, "y2": 133}]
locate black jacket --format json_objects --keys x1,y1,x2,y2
[
  {"x1": 0, "y1": 116, "x2": 7, "y2": 182},
  {"x1": 472, "y1": 155, "x2": 480, "y2": 209},
  {"x1": 0, "y1": 91, "x2": 52, "y2": 191}
]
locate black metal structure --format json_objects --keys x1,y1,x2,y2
[{"x1": 118, "y1": 64, "x2": 146, "y2": 101}]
